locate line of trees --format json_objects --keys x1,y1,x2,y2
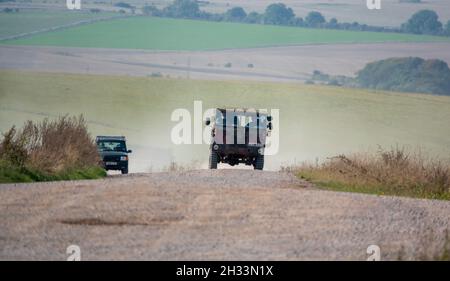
[
  {"x1": 141, "y1": 0, "x2": 450, "y2": 37},
  {"x1": 402, "y1": 10, "x2": 450, "y2": 36}
]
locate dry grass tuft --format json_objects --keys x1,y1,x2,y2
[
  {"x1": 291, "y1": 146, "x2": 450, "y2": 200},
  {"x1": 0, "y1": 115, "x2": 104, "y2": 182}
]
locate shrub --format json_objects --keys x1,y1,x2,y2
[
  {"x1": 444, "y1": 20, "x2": 450, "y2": 36},
  {"x1": 142, "y1": 5, "x2": 161, "y2": 16},
  {"x1": 401, "y1": 10, "x2": 443, "y2": 35},
  {"x1": 163, "y1": 0, "x2": 200, "y2": 19},
  {"x1": 264, "y1": 3, "x2": 295, "y2": 25},
  {"x1": 245, "y1": 12, "x2": 263, "y2": 24},
  {"x1": 150, "y1": 72, "x2": 163, "y2": 77},
  {"x1": 305, "y1": 11, "x2": 326, "y2": 28},
  {"x1": 114, "y1": 2, "x2": 134, "y2": 9},
  {"x1": 356, "y1": 57, "x2": 450, "y2": 95},
  {"x1": 0, "y1": 116, "x2": 103, "y2": 182},
  {"x1": 294, "y1": 146, "x2": 450, "y2": 200},
  {"x1": 225, "y1": 7, "x2": 247, "y2": 22}
]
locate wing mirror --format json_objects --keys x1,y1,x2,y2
[
  {"x1": 268, "y1": 122, "x2": 273, "y2": 130},
  {"x1": 127, "y1": 150, "x2": 132, "y2": 153},
  {"x1": 267, "y1": 115, "x2": 272, "y2": 122},
  {"x1": 205, "y1": 117, "x2": 211, "y2": 126}
]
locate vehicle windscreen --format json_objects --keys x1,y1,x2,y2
[
  {"x1": 97, "y1": 140, "x2": 127, "y2": 152},
  {"x1": 215, "y1": 111, "x2": 267, "y2": 128}
]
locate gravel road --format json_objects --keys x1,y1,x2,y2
[{"x1": 1, "y1": 170, "x2": 449, "y2": 260}]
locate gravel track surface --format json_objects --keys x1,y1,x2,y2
[{"x1": 1, "y1": 170, "x2": 449, "y2": 260}]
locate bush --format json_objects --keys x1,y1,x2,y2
[
  {"x1": 224, "y1": 7, "x2": 247, "y2": 22},
  {"x1": 326, "y1": 18, "x2": 338, "y2": 29},
  {"x1": 356, "y1": 57, "x2": 450, "y2": 95},
  {"x1": 444, "y1": 20, "x2": 450, "y2": 36},
  {"x1": 142, "y1": 5, "x2": 161, "y2": 16},
  {"x1": 245, "y1": 12, "x2": 262, "y2": 24},
  {"x1": 163, "y1": 0, "x2": 200, "y2": 19},
  {"x1": 114, "y1": 2, "x2": 134, "y2": 9},
  {"x1": 293, "y1": 146, "x2": 450, "y2": 200},
  {"x1": 3, "y1": 7, "x2": 15, "y2": 13},
  {"x1": 305, "y1": 11, "x2": 326, "y2": 28},
  {"x1": 264, "y1": 3, "x2": 295, "y2": 25},
  {"x1": 401, "y1": 10, "x2": 443, "y2": 35},
  {"x1": 0, "y1": 116, "x2": 104, "y2": 182},
  {"x1": 150, "y1": 72, "x2": 163, "y2": 77}
]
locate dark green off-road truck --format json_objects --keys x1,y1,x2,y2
[
  {"x1": 96, "y1": 136, "x2": 132, "y2": 174},
  {"x1": 205, "y1": 108, "x2": 273, "y2": 170}
]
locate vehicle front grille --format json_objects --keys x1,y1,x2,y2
[{"x1": 103, "y1": 155, "x2": 121, "y2": 162}]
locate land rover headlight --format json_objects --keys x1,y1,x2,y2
[{"x1": 120, "y1": 156, "x2": 128, "y2": 161}]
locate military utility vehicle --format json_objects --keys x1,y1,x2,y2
[{"x1": 205, "y1": 108, "x2": 272, "y2": 170}]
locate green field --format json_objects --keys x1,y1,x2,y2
[
  {"x1": 4, "y1": 16, "x2": 450, "y2": 50},
  {"x1": 1, "y1": 70, "x2": 450, "y2": 171},
  {"x1": 0, "y1": 10, "x2": 118, "y2": 39}
]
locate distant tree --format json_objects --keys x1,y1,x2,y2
[
  {"x1": 356, "y1": 57, "x2": 450, "y2": 95},
  {"x1": 2, "y1": 7, "x2": 14, "y2": 13},
  {"x1": 264, "y1": 3, "x2": 295, "y2": 25},
  {"x1": 245, "y1": 11, "x2": 262, "y2": 24},
  {"x1": 401, "y1": 9, "x2": 443, "y2": 35},
  {"x1": 305, "y1": 11, "x2": 325, "y2": 27},
  {"x1": 350, "y1": 21, "x2": 362, "y2": 31},
  {"x1": 225, "y1": 7, "x2": 247, "y2": 22},
  {"x1": 114, "y1": 2, "x2": 134, "y2": 9},
  {"x1": 290, "y1": 17, "x2": 304, "y2": 27},
  {"x1": 163, "y1": 0, "x2": 200, "y2": 19},
  {"x1": 445, "y1": 20, "x2": 450, "y2": 36},
  {"x1": 142, "y1": 5, "x2": 161, "y2": 16},
  {"x1": 327, "y1": 18, "x2": 338, "y2": 29},
  {"x1": 204, "y1": 12, "x2": 224, "y2": 22}
]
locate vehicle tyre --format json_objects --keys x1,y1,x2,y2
[
  {"x1": 254, "y1": 155, "x2": 264, "y2": 170},
  {"x1": 209, "y1": 151, "x2": 218, "y2": 169},
  {"x1": 121, "y1": 168, "x2": 128, "y2": 174}
]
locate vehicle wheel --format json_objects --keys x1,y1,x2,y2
[
  {"x1": 209, "y1": 151, "x2": 218, "y2": 169},
  {"x1": 254, "y1": 155, "x2": 264, "y2": 170},
  {"x1": 121, "y1": 168, "x2": 128, "y2": 174}
]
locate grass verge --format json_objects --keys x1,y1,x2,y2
[
  {"x1": 0, "y1": 160, "x2": 106, "y2": 183},
  {"x1": 289, "y1": 146, "x2": 450, "y2": 200}
]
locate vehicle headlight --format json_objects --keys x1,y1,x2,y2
[{"x1": 120, "y1": 156, "x2": 128, "y2": 161}]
